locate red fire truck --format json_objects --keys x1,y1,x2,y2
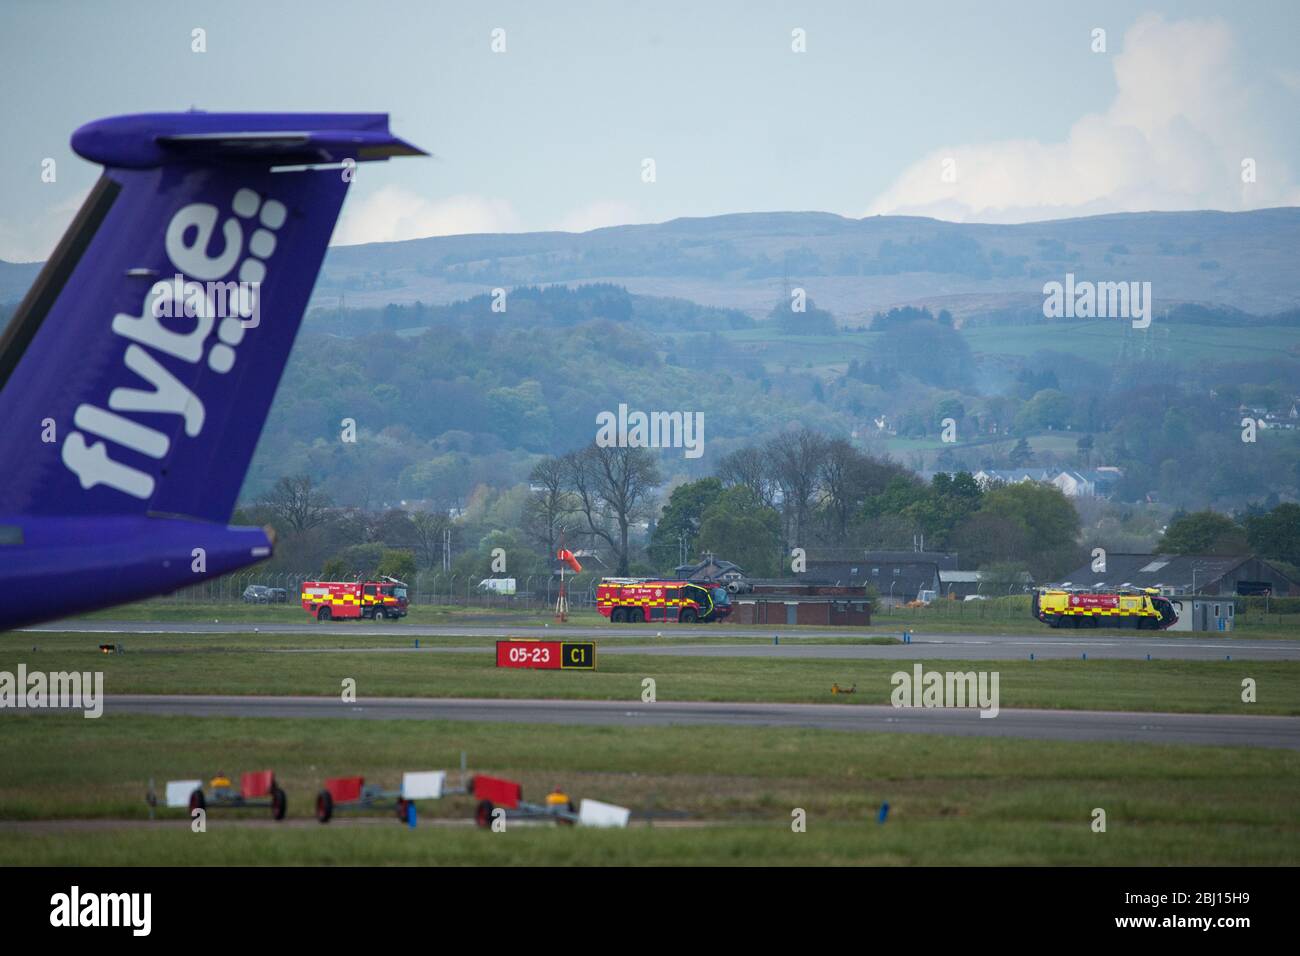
[
  {"x1": 301, "y1": 577, "x2": 410, "y2": 622},
  {"x1": 596, "y1": 578, "x2": 732, "y2": 624}
]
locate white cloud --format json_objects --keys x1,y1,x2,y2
[
  {"x1": 865, "y1": 15, "x2": 1300, "y2": 222},
  {"x1": 332, "y1": 186, "x2": 521, "y2": 245}
]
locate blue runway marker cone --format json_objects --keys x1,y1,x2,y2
[
  {"x1": 878, "y1": 802, "x2": 890, "y2": 824},
  {"x1": 774, "y1": 635, "x2": 779, "y2": 645},
  {"x1": 1146, "y1": 654, "x2": 1151, "y2": 661},
  {"x1": 1030, "y1": 653, "x2": 1034, "y2": 661},
  {"x1": 407, "y1": 801, "x2": 417, "y2": 828},
  {"x1": 415, "y1": 639, "x2": 419, "y2": 648},
  {"x1": 1082, "y1": 653, "x2": 1087, "y2": 660}
]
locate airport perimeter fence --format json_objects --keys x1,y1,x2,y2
[
  {"x1": 143, "y1": 575, "x2": 1300, "y2": 631},
  {"x1": 877, "y1": 593, "x2": 1033, "y2": 622},
  {"x1": 158, "y1": 569, "x2": 603, "y2": 612}
]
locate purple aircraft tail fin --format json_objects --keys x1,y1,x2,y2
[{"x1": 0, "y1": 112, "x2": 424, "y2": 522}]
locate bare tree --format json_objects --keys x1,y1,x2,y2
[
  {"x1": 409, "y1": 510, "x2": 453, "y2": 569},
  {"x1": 766, "y1": 429, "x2": 828, "y2": 548},
  {"x1": 818, "y1": 437, "x2": 862, "y2": 545},
  {"x1": 259, "y1": 474, "x2": 332, "y2": 534},
  {"x1": 717, "y1": 446, "x2": 778, "y2": 509},
  {"x1": 523, "y1": 457, "x2": 577, "y2": 558},
  {"x1": 565, "y1": 444, "x2": 662, "y2": 575}
]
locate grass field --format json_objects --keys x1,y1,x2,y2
[
  {"x1": 1, "y1": 714, "x2": 1297, "y2": 865},
  {"x1": 676, "y1": 322, "x2": 1300, "y2": 372},
  {"x1": 6, "y1": 632, "x2": 1297, "y2": 714},
  {"x1": 9, "y1": 606, "x2": 1299, "y2": 866},
  {"x1": 960, "y1": 321, "x2": 1300, "y2": 364}
]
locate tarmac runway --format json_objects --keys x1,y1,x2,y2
[
  {"x1": 37, "y1": 693, "x2": 1300, "y2": 749},
  {"x1": 25, "y1": 619, "x2": 1300, "y2": 661}
]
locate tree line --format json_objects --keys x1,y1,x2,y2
[{"x1": 239, "y1": 437, "x2": 1300, "y2": 589}]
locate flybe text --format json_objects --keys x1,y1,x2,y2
[{"x1": 60, "y1": 188, "x2": 285, "y2": 500}]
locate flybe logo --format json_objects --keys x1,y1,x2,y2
[{"x1": 60, "y1": 188, "x2": 286, "y2": 500}]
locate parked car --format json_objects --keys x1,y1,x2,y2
[
  {"x1": 266, "y1": 588, "x2": 288, "y2": 603},
  {"x1": 242, "y1": 585, "x2": 274, "y2": 604}
]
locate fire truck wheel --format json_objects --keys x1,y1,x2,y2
[
  {"x1": 610, "y1": 607, "x2": 624, "y2": 623},
  {"x1": 475, "y1": 800, "x2": 495, "y2": 828},
  {"x1": 373, "y1": 609, "x2": 386, "y2": 622},
  {"x1": 317, "y1": 607, "x2": 331, "y2": 622},
  {"x1": 680, "y1": 608, "x2": 698, "y2": 624},
  {"x1": 271, "y1": 786, "x2": 287, "y2": 821},
  {"x1": 188, "y1": 789, "x2": 205, "y2": 814},
  {"x1": 316, "y1": 790, "x2": 334, "y2": 823}
]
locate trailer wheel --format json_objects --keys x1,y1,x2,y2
[
  {"x1": 271, "y1": 785, "x2": 287, "y2": 821},
  {"x1": 318, "y1": 606, "x2": 331, "y2": 622},
  {"x1": 557, "y1": 800, "x2": 577, "y2": 826},
  {"x1": 316, "y1": 790, "x2": 334, "y2": 823},
  {"x1": 188, "y1": 789, "x2": 205, "y2": 815},
  {"x1": 475, "y1": 799, "x2": 495, "y2": 829}
]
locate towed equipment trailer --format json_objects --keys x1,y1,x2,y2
[
  {"x1": 317, "y1": 771, "x2": 450, "y2": 826},
  {"x1": 153, "y1": 770, "x2": 288, "y2": 820}
]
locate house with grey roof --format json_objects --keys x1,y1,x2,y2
[{"x1": 673, "y1": 557, "x2": 746, "y2": 583}]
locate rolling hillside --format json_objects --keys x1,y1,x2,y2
[{"x1": 313, "y1": 207, "x2": 1300, "y2": 319}]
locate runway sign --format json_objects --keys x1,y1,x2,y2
[{"x1": 496, "y1": 640, "x2": 597, "y2": 670}]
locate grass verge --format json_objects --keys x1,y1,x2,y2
[
  {"x1": 3, "y1": 636, "x2": 1296, "y2": 713},
  {"x1": 0, "y1": 714, "x2": 1296, "y2": 864}
]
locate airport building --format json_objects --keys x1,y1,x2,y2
[
  {"x1": 730, "y1": 581, "x2": 872, "y2": 626},
  {"x1": 1056, "y1": 553, "x2": 1299, "y2": 597}
]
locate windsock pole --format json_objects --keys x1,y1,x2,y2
[
  {"x1": 555, "y1": 563, "x2": 568, "y2": 622},
  {"x1": 554, "y1": 545, "x2": 582, "y2": 622}
]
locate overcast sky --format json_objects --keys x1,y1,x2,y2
[{"x1": 2, "y1": 0, "x2": 1298, "y2": 261}]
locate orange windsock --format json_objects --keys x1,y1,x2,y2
[{"x1": 557, "y1": 548, "x2": 582, "y2": 573}]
